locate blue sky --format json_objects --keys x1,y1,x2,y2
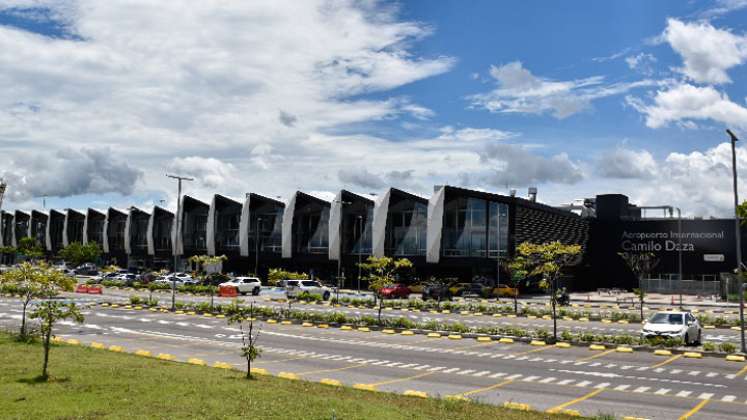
[{"x1": 1, "y1": 1, "x2": 747, "y2": 217}]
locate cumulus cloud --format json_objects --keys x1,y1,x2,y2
[
  {"x1": 469, "y1": 61, "x2": 654, "y2": 119},
  {"x1": 626, "y1": 83, "x2": 747, "y2": 129},
  {"x1": 478, "y1": 143, "x2": 583, "y2": 187},
  {"x1": 167, "y1": 156, "x2": 236, "y2": 189},
  {"x1": 337, "y1": 168, "x2": 386, "y2": 190},
  {"x1": 0, "y1": 1, "x2": 456, "y2": 208},
  {"x1": 0, "y1": 147, "x2": 142, "y2": 201},
  {"x1": 664, "y1": 18, "x2": 747, "y2": 84},
  {"x1": 595, "y1": 147, "x2": 657, "y2": 179},
  {"x1": 625, "y1": 53, "x2": 657, "y2": 76}
]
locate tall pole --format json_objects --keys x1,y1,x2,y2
[
  {"x1": 166, "y1": 174, "x2": 193, "y2": 312},
  {"x1": 727, "y1": 129, "x2": 746, "y2": 354}
]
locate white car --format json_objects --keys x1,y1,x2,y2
[
  {"x1": 286, "y1": 280, "x2": 332, "y2": 300},
  {"x1": 219, "y1": 277, "x2": 262, "y2": 296},
  {"x1": 154, "y1": 276, "x2": 197, "y2": 287},
  {"x1": 166, "y1": 272, "x2": 194, "y2": 281},
  {"x1": 641, "y1": 311, "x2": 702, "y2": 345}
]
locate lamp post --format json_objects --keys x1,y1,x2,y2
[
  {"x1": 254, "y1": 216, "x2": 262, "y2": 276},
  {"x1": 166, "y1": 173, "x2": 193, "y2": 312},
  {"x1": 727, "y1": 128, "x2": 746, "y2": 354}
]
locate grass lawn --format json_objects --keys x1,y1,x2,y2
[{"x1": 0, "y1": 334, "x2": 581, "y2": 419}]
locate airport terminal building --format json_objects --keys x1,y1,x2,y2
[{"x1": 0, "y1": 186, "x2": 742, "y2": 292}]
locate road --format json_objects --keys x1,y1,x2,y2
[
  {"x1": 1, "y1": 296, "x2": 746, "y2": 419},
  {"x1": 80, "y1": 288, "x2": 745, "y2": 345}
]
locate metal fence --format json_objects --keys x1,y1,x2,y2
[{"x1": 640, "y1": 278, "x2": 721, "y2": 296}]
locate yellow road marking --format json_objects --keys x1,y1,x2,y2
[
  {"x1": 460, "y1": 379, "x2": 514, "y2": 397},
  {"x1": 578, "y1": 349, "x2": 616, "y2": 362},
  {"x1": 735, "y1": 364, "x2": 747, "y2": 377},
  {"x1": 651, "y1": 354, "x2": 682, "y2": 369},
  {"x1": 297, "y1": 363, "x2": 367, "y2": 376},
  {"x1": 366, "y1": 371, "x2": 435, "y2": 387},
  {"x1": 547, "y1": 388, "x2": 605, "y2": 414},
  {"x1": 678, "y1": 399, "x2": 709, "y2": 420}
]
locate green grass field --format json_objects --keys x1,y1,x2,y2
[{"x1": 0, "y1": 334, "x2": 581, "y2": 419}]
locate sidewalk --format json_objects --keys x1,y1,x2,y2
[{"x1": 565, "y1": 291, "x2": 742, "y2": 308}]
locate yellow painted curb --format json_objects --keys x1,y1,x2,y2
[
  {"x1": 448, "y1": 334, "x2": 463, "y2": 340},
  {"x1": 382, "y1": 329, "x2": 396, "y2": 334},
  {"x1": 267, "y1": 319, "x2": 278, "y2": 324},
  {"x1": 616, "y1": 346, "x2": 634, "y2": 353},
  {"x1": 618, "y1": 320, "x2": 629, "y2": 324},
  {"x1": 703, "y1": 325, "x2": 715, "y2": 329},
  {"x1": 623, "y1": 417, "x2": 651, "y2": 420},
  {"x1": 560, "y1": 409, "x2": 581, "y2": 417},
  {"x1": 427, "y1": 332, "x2": 441, "y2": 338},
  {"x1": 187, "y1": 311, "x2": 196, "y2": 315},
  {"x1": 90, "y1": 342, "x2": 105, "y2": 349},
  {"x1": 527, "y1": 315, "x2": 537, "y2": 319},
  {"x1": 358, "y1": 327, "x2": 371, "y2": 332},
  {"x1": 441, "y1": 310, "x2": 450, "y2": 314},
  {"x1": 188, "y1": 358, "x2": 206, "y2": 366},
  {"x1": 401, "y1": 308, "x2": 410, "y2": 312},
  {"x1": 250, "y1": 367, "x2": 268, "y2": 375},
  {"x1": 430, "y1": 310, "x2": 439, "y2": 314},
  {"x1": 353, "y1": 384, "x2": 377, "y2": 392},
  {"x1": 320, "y1": 378, "x2": 342, "y2": 387},
  {"x1": 134, "y1": 349, "x2": 152, "y2": 357},
  {"x1": 601, "y1": 319, "x2": 612, "y2": 324},
  {"x1": 578, "y1": 317, "x2": 589, "y2": 322},
  {"x1": 460, "y1": 310, "x2": 471, "y2": 315},
  {"x1": 157, "y1": 353, "x2": 175, "y2": 361},
  {"x1": 589, "y1": 344, "x2": 606, "y2": 351},
  {"x1": 401, "y1": 330, "x2": 415, "y2": 336},
  {"x1": 175, "y1": 310, "x2": 184, "y2": 314},
  {"x1": 66, "y1": 339, "x2": 80, "y2": 345},
  {"x1": 109, "y1": 346, "x2": 124, "y2": 353},
  {"x1": 124, "y1": 305, "x2": 132, "y2": 309},
  {"x1": 213, "y1": 362, "x2": 233, "y2": 369},
  {"x1": 317, "y1": 324, "x2": 329, "y2": 329},
  {"x1": 403, "y1": 390, "x2": 428, "y2": 398},
  {"x1": 731, "y1": 326, "x2": 742, "y2": 331},
  {"x1": 726, "y1": 354, "x2": 746, "y2": 362},
  {"x1": 562, "y1": 316, "x2": 573, "y2": 321},
  {"x1": 473, "y1": 312, "x2": 483, "y2": 316},
  {"x1": 530, "y1": 340, "x2": 546, "y2": 346},
  {"x1": 149, "y1": 308, "x2": 158, "y2": 312},
  {"x1": 555, "y1": 342, "x2": 571, "y2": 348},
  {"x1": 493, "y1": 313, "x2": 502, "y2": 317},
  {"x1": 445, "y1": 395, "x2": 470, "y2": 401},
  {"x1": 110, "y1": 304, "x2": 120, "y2": 308},
  {"x1": 506, "y1": 314, "x2": 517, "y2": 318},
  {"x1": 281, "y1": 320, "x2": 292, "y2": 325},
  {"x1": 653, "y1": 349, "x2": 672, "y2": 356},
  {"x1": 278, "y1": 372, "x2": 300, "y2": 380},
  {"x1": 134, "y1": 306, "x2": 143, "y2": 310},
  {"x1": 503, "y1": 402, "x2": 531, "y2": 411},
  {"x1": 476, "y1": 336, "x2": 492, "y2": 342},
  {"x1": 683, "y1": 352, "x2": 702, "y2": 359},
  {"x1": 101, "y1": 303, "x2": 110, "y2": 307},
  {"x1": 542, "y1": 315, "x2": 552, "y2": 320},
  {"x1": 498, "y1": 337, "x2": 514, "y2": 344},
  {"x1": 302, "y1": 322, "x2": 314, "y2": 327},
  {"x1": 203, "y1": 313, "x2": 213, "y2": 317},
  {"x1": 341, "y1": 325, "x2": 353, "y2": 330},
  {"x1": 216, "y1": 314, "x2": 225, "y2": 318}
]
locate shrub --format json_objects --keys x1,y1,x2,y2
[
  {"x1": 297, "y1": 291, "x2": 323, "y2": 302},
  {"x1": 719, "y1": 342, "x2": 736, "y2": 354},
  {"x1": 146, "y1": 298, "x2": 158, "y2": 307},
  {"x1": 560, "y1": 330, "x2": 573, "y2": 342},
  {"x1": 702, "y1": 342, "x2": 716, "y2": 352},
  {"x1": 129, "y1": 295, "x2": 143, "y2": 305}
]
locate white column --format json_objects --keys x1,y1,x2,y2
[
  {"x1": 206, "y1": 195, "x2": 217, "y2": 256},
  {"x1": 371, "y1": 189, "x2": 391, "y2": 258},
  {"x1": 102, "y1": 210, "x2": 110, "y2": 253},
  {"x1": 426, "y1": 186, "x2": 445, "y2": 263},
  {"x1": 146, "y1": 207, "x2": 156, "y2": 256},
  {"x1": 328, "y1": 191, "x2": 342, "y2": 261},
  {"x1": 124, "y1": 209, "x2": 132, "y2": 255},
  {"x1": 281, "y1": 193, "x2": 297, "y2": 258},
  {"x1": 239, "y1": 195, "x2": 251, "y2": 257}
]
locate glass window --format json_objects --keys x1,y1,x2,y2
[{"x1": 443, "y1": 197, "x2": 508, "y2": 259}]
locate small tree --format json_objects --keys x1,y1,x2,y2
[
  {"x1": 517, "y1": 241, "x2": 582, "y2": 342},
  {"x1": 0, "y1": 262, "x2": 75, "y2": 338},
  {"x1": 266, "y1": 268, "x2": 307, "y2": 286},
  {"x1": 359, "y1": 256, "x2": 413, "y2": 323},
  {"x1": 17, "y1": 237, "x2": 44, "y2": 260},
  {"x1": 226, "y1": 302, "x2": 262, "y2": 379},
  {"x1": 619, "y1": 252, "x2": 659, "y2": 321},
  {"x1": 502, "y1": 256, "x2": 529, "y2": 315},
  {"x1": 188, "y1": 255, "x2": 227, "y2": 310},
  {"x1": 30, "y1": 301, "x2": 83, "y2": 380},
  {"x1": 58, "y1": 242, "x2": 101, "y2": 267}
]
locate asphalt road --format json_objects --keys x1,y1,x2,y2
[
  {"x1": 1, "y1": 296, "x2": 746, "y2": 419},
  {"x1": 80, "y1": 288, "x2": 745, "y2": 345}
]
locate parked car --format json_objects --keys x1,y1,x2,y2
[
  {"x1": 92, "y1": 271, "x2": 128, "y2": 284},
  {"x1": 641, "y1": 311, "x2": 702, "y2": 345},
  {"x1": 448, "y1": 282, "x2": 472, "y2": 297},
  {"x1": 421, "y1": 283, "x2": 452, "y2": 301},
  {"x1": 74, "y1": 263, "x2": 99, "y2": 276},
  {"x1": 219, "y1": 277, "x2": 262, "y2": 296},
  {"x1": 379, "y1": 283, "x2": 411, "y2": 299},
  {"x1": 278, "y1": 279, "x2": 301, "y2": 289},
  {"x1": 165, "y1": 272, "x2": 194, "y2": 281},
  {"x1": 286, "y1": 280, "x2": 332, "y2": 300},
  {"x1": 154, "y1": 276, "x2": 197, "y2": 287},
  {"x1": 492, "y1": 284, "x2": 519, "y2": 298},
  {"x1": 115, "y1": 273, "x2": 142, "y2": 286}
]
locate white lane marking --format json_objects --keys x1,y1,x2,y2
[
  {"x1": 706, "y1": 372, "x2": 718, "y2": 378},
  {"x1": 539, "y1": 377, "x2": 556, "y2": 384},
  {"x1": 385, "y1": 362, "x2": 403, "y2": 367},
  {"x1": 557, "y1": 379, "x2": 574, "y2": 386},
  {"x1": 371, "y1": 360, "x2": 389, "y2": 365},
  {"x1": 473, "y1": 370, "x2": 491, "y2": 377},
  {"x1": 522, "y1": 376, "x2": 540, "y2": 382},
  {"x1": 442, "y1": 368, "x2": 460, "y2": 374},
  {"x1": 670, "y1": 369, "x2": 682, "y2": 374},
  {"x1": 721, "y1": 395, "x2": 736, "y2": 402},
  {"x1": 697, "y1": 393, "x2": 714, "y2": 400},
  {"x1": 414, "y1": 365, "x2": 430, "y2": 370},
  {"x1": 428, "y1": 366, "x2": 446, "y2": 372},
  {"x1": 633, "y1": 386, "x2": 650, "y2": 393},
  {"x1": 489, "y1": 372, "x2": 508, "y2": 379},
  {"x1": 655, "y1": 388, "x2": 670, "y2": 395},
  {"x1": 594, "y1": 382, "x2": 610, "y2": 389},
  {"x1": 457, "y1": 369, "x2": 476, "y2": 375},
  {"x1": 675, "y1": 391, "x2": 692, "y2": 398},
  {"x1": 576, "y1": 380, "x2": 592, "y2": 387},
  {"x1": 614, "y1": 384, "x2": 630, "y2": 391},
  {"x1": 399, "y1": 363, "x2": 418, "y2": 369},
  {"x1": 506, "y1": 374, "x2": 522, "y2": 380}
]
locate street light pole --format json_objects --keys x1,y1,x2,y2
[
  {"x1": 166, "y1": 173, "x2": 194, "y2": 312},
  {"x1": 727, "y1": 128, "x2": 746, "y2": 354}
]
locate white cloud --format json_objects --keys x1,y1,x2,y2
[
  {"x1": 595, "y1": 147, "x2": 657, "y2": 179},
  {"x1": 469, "y1": 61, "x2": 655, "y2": 119},
  {"x1": 664, "y1": 18, "x2": 747, "y2": 84},
  {"x1": 0, "y1": 1, "x2": 456, "y2": 208},
  {"x1": 0, "y1": 146, "x2": 142, "y2": 201},
  {"x1": 438, "y1": 126, "x2": 517, "y2": 142},
  {"x1": 700, "y1": 0, "x2": 747, "y2": 18},
  {"x1": 625, "y1": 53, "x2": 657, "y2": 76},
  {"x1": 166, "y1": 157, "x2": 236, "y2": 189},
  {"x1": 626, "y1": 83, "x2": 747, "y2": 130},
  {"x1": 478, "y1": 143, "x2": 584, "y2": 187}
]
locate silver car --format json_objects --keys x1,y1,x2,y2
[{"x1": 641, "y1": 311, "x2": 702, "y2": 345}]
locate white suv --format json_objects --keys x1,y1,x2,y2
[
  {"x1": 219, "y1": 277, "x2": 262, "y2": 296},
  {"x1": 286, "y1": 280, "x2": 332, "y2": 300},
  {"x1": 641, "y1": 311, "x2": 702, "y2": 345}
]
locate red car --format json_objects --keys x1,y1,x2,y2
[{"x1": 379, "y1": 284, "x2": 412, "y2": 299}]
